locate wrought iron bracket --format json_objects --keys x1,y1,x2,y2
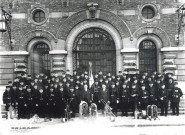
[
  {"x1": 176, "y1": 4, "x2": 185, "y2": 46},
  {"x1": 1, "y1": 7, "x2": 13, "y2": 50}
]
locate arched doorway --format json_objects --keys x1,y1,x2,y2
[
  {"x1": 139, "y1": 40, "x2": 157, "y2": 74},
  {"x1": 32, "y1": 43, "x2": 51, "y2": 76},
  {"x1": 73, "y1": 28, "x2": 116, "y2": 74}
]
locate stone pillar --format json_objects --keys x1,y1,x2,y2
[
  {"x1": 0, "y1": 51, "x2": 29, "y2": 85},
  {"x1": 162, "y1": 53, "x2": 177, "y2": 80},
  {"x1": 49, "y1": 50, "x2": 68, "y2": 76},
  {"x1": 121, "y1": 48, "x2": 139, "y2": 76},
  {"x1": 161, "y1": 47, "x2": 185, "y2": 81}
]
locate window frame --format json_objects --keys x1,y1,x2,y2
[
  {"x1": 142, "y1": 6, "x2": 155, "y2": 19},
  {"x1": 29, "y1": 7, "x2": 49, "y2": 26},
  {"x1": 32, "y1": 9, "x2": 46, "y2": 23},
  {"x1": 139, "y1": 4, "x2": 159, "y2": 22}
]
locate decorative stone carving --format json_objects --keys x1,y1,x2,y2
[{"x1": 87, "y1": 3, "x2": 98, "y2": 19}]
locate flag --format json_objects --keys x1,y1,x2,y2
[{"x1": 89, "y1": 61, "x2": 94, "y2": 88}]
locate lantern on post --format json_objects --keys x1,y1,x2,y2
[
  {"x1": 0, "y1": 6, "x2": 13, "y2": 50},
  {"x1": 176, "y1": 4, "x2": 185, "y2": 46},
  {"x1": 0, "y1": 14, "x2": 6, "y2": 32}
]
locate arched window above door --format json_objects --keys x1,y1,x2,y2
[
  {"x1": 139, "y1": 40, "x2": 157, "y2": 74},
  {"x1": 32, "y1": 43, "x2": 51, "y2": 76},
  {"x1": 73, "y1": 28, "x2": 116, "y2": 75}
]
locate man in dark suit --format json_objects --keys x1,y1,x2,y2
[{"x1": 171, "y1": 82, "x2": 183, "y2": 116}]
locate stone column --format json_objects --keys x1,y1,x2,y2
[
  {"x1": 121, "y1": 48, "x2": 139, "y2": 76},
  {"x1": 49, "y1": 50, "x2": 68, "y2": 76}
]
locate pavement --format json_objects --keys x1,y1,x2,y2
[{"x1": 0, "y1": 115, "x2": 185, "y2": 135}]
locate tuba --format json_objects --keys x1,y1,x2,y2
[
  {"x1": 79, "y1": 101, "x2": 89, "y2": 119},
  {"x1": 147, "y1": 105, "x2": 159, "y2": 120},
  {"x1": 89, "y1": 103, "x2": 98, "y2": 118}
]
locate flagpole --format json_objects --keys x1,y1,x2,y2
[{"x1": 89, "y1": 61, "x2": 94, "y2": 89}]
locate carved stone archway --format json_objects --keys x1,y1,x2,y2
[{"x1": 65, "y1": 20, "x2": 123, "y2": 75}]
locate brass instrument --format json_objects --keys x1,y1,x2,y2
[
  {"x1": 101, "y1": 99, "x2": 116, "y2": 122},
  {"x1": 147, "y1": 105, "x2": 159, "y2": 120},
  {"x1": 1, "y1": 105, "x2": 8, "y2": 119},
  {"x1": 64, "y1": 104, "x2": 72, "y2": 122},
  {"x1": 89, "y1": 103, "x2": 98, "y2": 118},
  {"x1": 79, "y1": 101, "x2": 89, "y2": 119}
]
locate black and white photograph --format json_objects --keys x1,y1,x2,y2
[{"x1": 0, "y1": 0, "x2": 185, "y2": 135}]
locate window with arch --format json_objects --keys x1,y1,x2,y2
[
  {"x1": 73, "y1": 28, "x2": 116, "y2": 75},
  {"x1": 32, "y1": 43, "x2": 50, "y2": 76},
  {"x1": 33, "y1": 9, "x2": 46, "y2": 23},
  {"x1": 139, "y1": 40, "x2": 157, "y2": 74}
]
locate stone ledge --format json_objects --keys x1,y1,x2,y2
[
  {"x1": 0, "y1": 51, "x2": 29, "y2": 56},
  {"x1": 121, "y1": 48, "x2": 139, "y2": 53},
  {"x1": 49, "y1": 50, "x2": 68, "y2": 55},
  {"x1": 161, "y1": 47, "x2": 185, "y2": 52}
]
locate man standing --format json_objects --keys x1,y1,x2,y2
[
  {"x1": 99, "y1": 83, "x2": 110, "y2": 114},
  {"x1": 120, "y1": 83, "x2": 130, "y2": 116},
  {"x1": 91, "y1": 80, "x2": 101, "y2": 109},
  {"x1": 25, "y1": 86, "x2": 35, "y2": 119},
  {"x1": 159, "y1": 83, "x2": 169, "y2": 116},
  {"x1": 3, "y1": 86, "x2": 13, "y2": 119},
  {"x1": 16, "y1": 86, "x2": 27, "y2": 119},
  {"x1": 109, "y1": 82, "x2": 119, "y2": 116},
  {"x1": 139, "y1": 85, "x2": 149, "y2": 110},
  {"x1": 171, "y1": 82, "x2": 183, "y2": 116},
  {"x1": 130, "y1": 84, "x2": 139, "y2": 116}
]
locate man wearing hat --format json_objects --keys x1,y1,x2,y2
[
  {"x1": 35, "y1": 88, "x2": 47, "y2": 118},
  {"x1": 99, "y1": 77, "x2": 104, "y2": 87},
  {"x1": 148, "y1": 81, "x2": 158, "y2": 106},
  {"x1": 11, "y1": 85, "x2": 18, "y2": 110},
  {"x1": 3, "y1": 86, "x2": 13, "y2": 114},
  {"x1": 118, "y1": 71, "x2": 124, "y2": 83},
  {"x1": 68, "y1": 86, "x2": 78, "y2": 117},
  {"x1": 8, "y1": 81, "x2": 13, "y2": 89},
  {"x1": 91, "y1": 80, "x2": 101, "y2": 109},
  {"x1": 171, "y1": 82, "x2": 183, "y2": 116},
  {"x1": 56, "y1": 85, "x2": 66, "y2": 118},
  {"x1": 166, "y1": 78, "x2": 175, "y2": 109},
  {"x1": 13, "y1": 77, "x2": 20, "y2": 88},
  {"x1": 120, "y1": 83, "x2": 130, "y2": 116},
  {"x1": 99, "y1": 83, "x2": 110, "y2": 114},
  {"x1": 130, "y1": 84, "x2": 140, "y2": 116},
  {"x1": 155, "y1": 79, "x2": 162, "y2": 94},
  {"x1": 109, "y1": 82, "x2": 119, "y2": 116},
  {"x1": 159, "y1": 83, "x2": 169, "y2": 116},
  {"x1": 75, "y1": 84, "x2": 82, "y2": 106},
  {"x1": 27, "y1": 75, "x2": 32, "y2": 85},
  {"x1": 16, "y1": 86, "x2": 27, "y2": 119},
  {"x1": 47, "y1": 87, "x2": 58, "y2": 118},
  {"x1": 25, "y1": 85, "x2": 35, "y2": 119},
  {"x1": 139, "y1": 84, "x2": 149, "y2": 110},
  {"x1": 164, "y1": 73, "x2": 174, "y2": 84},
  {"x1": 98, "y1": 71, "x2": 103, "y2": 79},
  {"x1": 82, "y1": 84, "x2": 92, "y2": 105}
]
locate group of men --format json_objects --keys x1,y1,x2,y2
[{"x1": 2, "y1": 70, "x2": 183, "y2": 120}]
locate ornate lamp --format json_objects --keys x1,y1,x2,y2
[
  {"x1": 177, "y1": 4, "x2": 185, "y2": 45},
  {"x1": 0, "y1": 6, "x2": 12, "y2": 49},
  {"x1": 0, "y1": 14, "x2": 6, "y2": 32}
]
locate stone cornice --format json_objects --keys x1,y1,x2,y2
[
  {"x1": 121, "y1": 48, "x2": 139, "y2": 53},
  {"x1": 49, "y1": 50, "x2": 67, "y2": 55},
  {"x1": 161, "y1": 47, "x2": 185, "y2": 52},
  {"x1": 0, "y1": 51, "x2": 29, "y2": 56}
]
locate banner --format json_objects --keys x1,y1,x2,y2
[{"x1": 89, "y1": 61, "x2": 94, "y2": 88}]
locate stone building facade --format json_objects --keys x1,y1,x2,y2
[{"x1": 0, "y1": 0, "x2": 185, "y2": 85}]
